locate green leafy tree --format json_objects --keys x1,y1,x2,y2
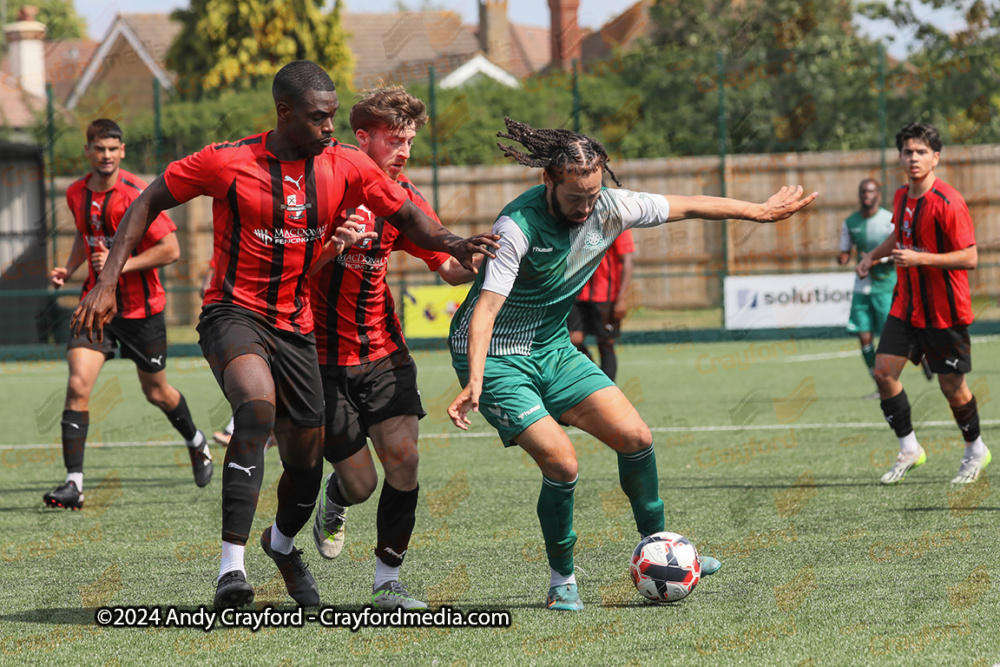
[
  {"x1": 858, "y1": 0, "x2": 1000, "y2": 145},
  {"x1": 167, "y1": 0, "x2": 354, "y2": 98},
  {"x1": 1, "y1": 0, "x2": 86, "y2": 50}
]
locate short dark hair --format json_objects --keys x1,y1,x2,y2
[
  {"x1": 272, "y1": 60, "x2": 337, "y2": 106},
  {"x1": 349, "y1": 85, "x2": 427, "y2": 134},
  {"x1": 896, "y1": 122, "x2": 942, "y2": 152},
  {"x1": 859, "y1": 178, "x2": 880, "y2": 190},
  {"x1": 86, "y1": 119, "x2": 123, "y2": 144}
]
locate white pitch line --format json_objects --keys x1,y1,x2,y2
[{"x1": 4, "y1": 419, "x2": 999, "y2": 450}]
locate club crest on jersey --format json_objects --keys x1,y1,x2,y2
[
  {"x1": 354, "y1": 205, "x2": 375, "y2": 249},
  {"x1": 584, "y1": 230, "x2": 604, "y2": 249},
  {"x1": 281, "y1": 193, "x2": 311, "y2": 221}
]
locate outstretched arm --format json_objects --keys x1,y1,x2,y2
[
  {"x1": 70, "y1": 177, "x2": 181, "y2": 340},
  {"x1": 664, "y1": 185, "x2": 818, "y2": 223}
]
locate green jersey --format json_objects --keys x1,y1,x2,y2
[
  {"x1": 449, "y1": 185, "x2": 670, "y2": 357},
  {"x1": 841, "y1": 207, "x2": 895, "y2": 295}
]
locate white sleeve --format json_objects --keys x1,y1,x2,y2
[
  {"x1": 607, "y1": 188, "x2": 672, "y2": 230},
  {"x1": 839, "y1": 221, "x2": 852, "y2": 252},
  {"x1": 481, "y1": 216, "x2": 528, "y2": 297}
]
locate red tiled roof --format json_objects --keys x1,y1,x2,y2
[
  {"x1": 0, "y1": 71, "x2": 47, "y2": 128},
  {"x1": 44, "y1": 39, "x2": 98, "y2": 104},
  {"x1": 344, "y1": 11, "x2": 480, "y2": 88},
  {"x1": 581, "y1": 0, "x2": 653, "y2": 63}
]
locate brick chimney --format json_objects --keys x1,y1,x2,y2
[
  {"x1": 548, "y1": 0, "x2": 582, "y2": 71},
  {"x1": 478, "y1": 0, "x2": 510, "y2": 67},
  {"x1": 4, "y1": 6, "x2": 47, "y2": 100}
]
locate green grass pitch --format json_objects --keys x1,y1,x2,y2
[{"x1": 0, "y1": 337, "x2": 997, "y2": 666}]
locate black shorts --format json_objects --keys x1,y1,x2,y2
[
  {"x1": 197, "y1": 304, "x2": 324, "y2": 428},
  {"x1": 321, "y1": 349, "x2": 426, "y2": 463},
  {"x1": 567, "y1": 301, "x2": 619, "y2": 339},
  {"x1": 67, "y1": 312, "x2": 167, "y2": 374},
  {"x1": 877, "y1": 315, "x2": 972, "y2": 375}
]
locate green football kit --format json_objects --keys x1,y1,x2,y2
[
  {"x1": 449, "y1": 184, "x2": 672, "y2": 578},
  {"x1": 841, "y1": 207, "x2": 896, "y2": 335}
]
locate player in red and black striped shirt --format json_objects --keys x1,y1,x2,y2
[
  {"x1": 72, "y1": 62, "x2": 497, "y2": 610},
  {"x1": 568, "y1": 229, "x2": 634, "y2": 381},
  {"x1": 858, "y1": 122, "x2": 989, "y2": 485},
  {"x1": 43, "y1": 119, "x2": 212, "y2": 512},
  {"x1": 308, "y1": 86, "x2": 481, "y2": 610}
]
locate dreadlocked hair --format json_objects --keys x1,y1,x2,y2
[{"x1": 495, "y1": 117, "x2": 621, "y2": 186}]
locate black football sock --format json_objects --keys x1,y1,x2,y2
[
  {"x1": 221, "y1": 400, "x2": 274, "y2": 546},
  {"x1": 375, "y1": 482, "x2": 419, "y2": 568},
  {"x1": 598, "y1": 344, "x2": 618, "y2": 382},
  {"x1": 163, "y1": 393, "x2": 199, "y2": 442},
  {"x1": 274, "y1": 459, "x2": 324, "y2": 540},
  {"x1": 61, "y1": 410, "x2": 89, "y2": 473},
  {"x1": 951, "y1": 396, "x2": 981, "y2": 443},
  {"x1": 326, "y1": 471, "x2": 353, "y2": 507},
  {"x1": 880, "y1": 390, "x2": 913, "y2": 438}
]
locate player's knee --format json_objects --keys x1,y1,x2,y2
[
  {"x1": 384, "y1": 451, "x2": 419, "y2": 490},
  {"x1": 872, "y1": 365, "x2": 896, "y2": 387},
  {"x1": 385, "y1": 443, "x2": 419, "y2": 476},
  {"x1": 65, "y1": 375, "x2": 92, "y2": 403},
  {"x1": 341, "y1": 468, "x2": 377, "y2": 503},
  {"x1": 628, "y1": 422, "x2": 653, "y2": 452},
  {"x1": 536, "y1": 448, "x2": 578, "y2": 482},
  {"x1": 142, "y1": 385, "x2": 170, "y2": 409},
  {"x1": 233, "y1": 400, "x2": 276, "y2": 440}
]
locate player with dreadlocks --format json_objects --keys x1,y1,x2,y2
[{"x1": 447, "y1": 118, "x2": 817, "y2": 611}]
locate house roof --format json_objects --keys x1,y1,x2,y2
[
  {"x1": 343, "y1": 11, "x2": 480, "y2": 87},
  {"x1": 439, "y1": 54, "x2": 520, "y2": 90},
  {"x1": 0, "y1": 71, "x2": 47, "y2": 128},
  {"x1": 66, "y1": 13, "x2": 181, "y2": 110},
  {"x1": 0, "y1": 39, "x2": 98, "y2": 105},
  {"x1": 43, "y1": 39, "x2": 99, "y2": 104},
  {"x1": 508, "y1": 23, "x2": 550, "y2": 77},
  {"x1": 115, "y1": 14, "x2": 183, "y2": 68},
  {"x1": 581, "y1": 0, "x2": 653, "y2": 63}
]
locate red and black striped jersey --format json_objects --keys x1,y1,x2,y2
[
  {"x1": 312, "y1": 174, "x2": 450, "y2": 366},
  {"x1": 577, "y1": 229, "x2": 635, "y2": 302},
  {"x1": 66, "y1": 170, "x2": 175, "y2": 319},
  {"x1": 162, "y1": 132, "x2": 409, "y2": 334},
  {"x1": 889, "y1": 180, "x2": 976, "y2": 328}
]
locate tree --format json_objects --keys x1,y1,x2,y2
[
  {"x1": 1, "y1": 0, "x2": 86, "y2": 50},
  {"x1": 166, "y1": 0, "x2": 354, "y2": 98},
  {"x1": 858, "y1": 0, "x2": 1000, "y2": 145}
]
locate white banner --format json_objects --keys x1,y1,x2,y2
[{"x1": 724, "y1": 273, "x2": 855, "y2": 329}]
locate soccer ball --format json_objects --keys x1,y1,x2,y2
[{"x1": 629, "y1": 531, "x2": 701, "y2": 602}]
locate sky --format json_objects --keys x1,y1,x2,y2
[
  {"x1": 71, "y1": 0, "x2": 964, "y2": 60},
  {"x1": 74, "y1": 0, "x2": 625, "y2": 42}
]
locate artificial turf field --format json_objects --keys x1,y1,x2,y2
[{"x1": 0, "y1": 336, "x2": 997, "y2": 666}]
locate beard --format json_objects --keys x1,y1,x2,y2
[{"x1": 550, "y1": 185, "x2": 587, "y2": 227}]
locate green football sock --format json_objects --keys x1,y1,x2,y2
[
  {"x1": 537, "y1": 476, "x2": 577, "y2": 577},
  {"x1": 618, "y1": 445, "x2": 664, "y2": 537},
  {"x1": 862, "y1": 343, "x2": 876, "y2": 377}
]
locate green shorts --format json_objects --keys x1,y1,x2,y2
[
  {"x1": 452, "y1": 345, "x2": 614, "y2": 447},
  {"x1": 846, "y1": 291, "x2": 893, "y2": 336}
]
